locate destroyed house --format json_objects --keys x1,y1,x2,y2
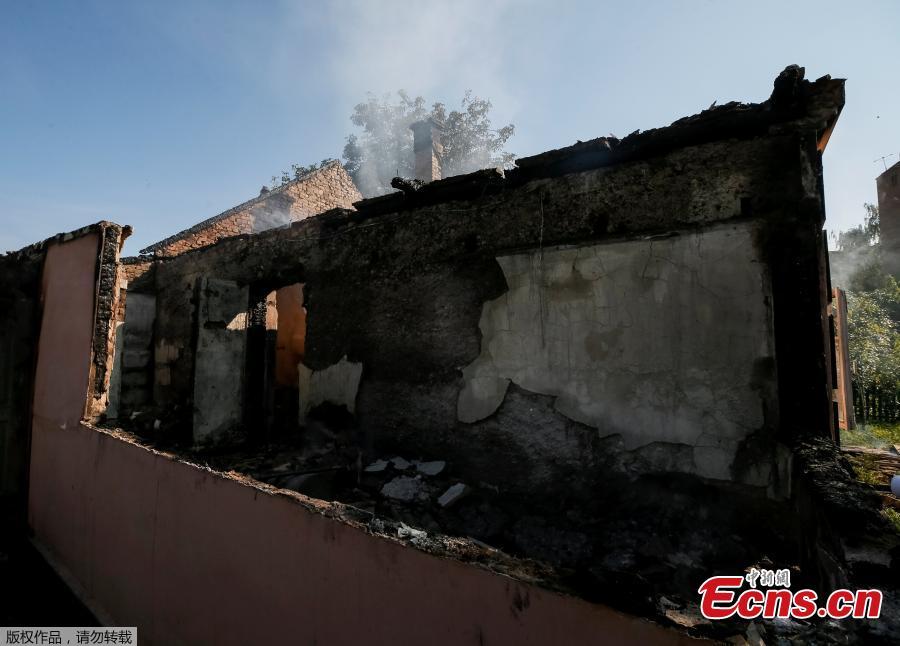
[{"x1": 2, "y1": 66, "x2": 898, "y2": 644}]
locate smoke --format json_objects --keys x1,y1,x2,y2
[
  {"x1": 321, "y1": 0, "x2": 519, "y2": 195},
  {"x1": 250, "y1": 191, "x2": 294, "y2": 233},
  {"x1": 251, "y1": 208, "x2": 293, "y2": 233},
  {"x1": 829, "y1": 242, "x2": 880, "y2": 290},
  {"x1": 828, "y1": 203, "x2": 888, "y2": 290},
  {"x1": 324, "y1": 1, "x2": 516, "y2": 109}
]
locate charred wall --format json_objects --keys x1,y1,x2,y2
[{"x1": 146, "y1": 69, "x2": 842, "y2": 510}]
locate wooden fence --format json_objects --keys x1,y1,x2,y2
[{"x1": 853, "y1": 385, "x2": 900, "y2": 423}]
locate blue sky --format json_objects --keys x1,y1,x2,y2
[{"x1": 2, "y1": 0, "x2": 898, "y2": 254}]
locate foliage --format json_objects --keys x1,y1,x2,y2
[
  {"x1": 342, "y1": 90, "x2": 515, "y2": 196},
  {"x1": 834, "y1": 203, "x2": 879, "y2": 251},
  {"x1": 846, "y1": 249, "x2": 891, "y2": 293},
  {"x1": 882, "y1": 508, "x2": 900, "y2": 535},
  {"x1": 849, "y1": 457, "x2": 885, "y2": 486},
  {"x1": 834, "y1": 204, "x2": 886, "y2": 292},
  {"x1": 269, "y1": 159, "x2": 335, "y2": 190},
  {"x1": 268, "y1": 92, "x2": 514, "y2": 196},
  {"x1": 836, "y1": 202, "x2": 900, "y2": 437},
  {"x1": 846, "y1": 280, "x2": 900, "y2": 394}
]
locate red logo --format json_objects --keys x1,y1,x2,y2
[{"x1": 698, "y1": 573, "x2": 881, "y2": 620}]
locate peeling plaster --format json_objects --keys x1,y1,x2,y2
[
  {"x1": 458, "y1": 222, "x2": 776, "y2": 481},
  {"x1": 298, "y1": 356, "x2": 363, "y2": 424}
]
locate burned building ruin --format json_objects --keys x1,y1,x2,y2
[{"x1": 1, "y1": 66, "x2": 898, "y2": 644}]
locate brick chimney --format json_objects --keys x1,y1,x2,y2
[{"x1": 409, "y1": 118, "x2": 444, "y2": 183}]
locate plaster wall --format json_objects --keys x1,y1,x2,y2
[
  {"x1": 106, "y1": 321, "x2": 125, "y2": 418},
  {"x1": 459, "y1": 222, "x2": 777, "y2": 482},
  {"x1": 110, "y1": 293, "x2": 156, "y2": 415},
  {"x1": 298, "y1": 355, "x2": 363, "y2": 423},
  {"x1": 193, "y1": 278, "x2": 248, "y2": 444}
]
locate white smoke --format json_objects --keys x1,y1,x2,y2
[
  {"x1": 323, "y1": 0, "x2": 517, "y2": 111},
  {"x1": 250, "y1": 191, "x2": 295, "y2": 233},
  {"x1": 321, "y1": 0, "x2": 519, "y2": 195},
  {"x1": 829, "y1": 242, "x2": 879, "y2": 290}
]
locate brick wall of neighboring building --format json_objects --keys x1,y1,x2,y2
[
  {"x1": 153, "y1": 211, "x2": 254, "y2": 258},
  {"x1": 280, "y1": 161, "x2": 361, "y2": 223},
  {"x1": 145, "y1": 161, "x2": 361, "y2": 258},
  {"x1": 877, "y1": 160, "x2": 900, "y2": 276}
]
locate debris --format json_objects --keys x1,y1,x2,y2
[
  {"x1": 390, "y1": 177, "x2": 425, "y2": 194},
  {"x1": 153, "y1": 419, "x2": 161, "y2": 430},
  {"x1": 658, "y1": 597, "x2": 709, "y2": 629},
  {"x1": 397, "y1": 522, "x2": 427, "y2": 541},
  {"x1": 466, "y1": 536, "x2": 499, "y2": 552},
  {"x1": 437, "y1": 483, "x2": 469, "y2": 508},
  {"x1": 390, "y1": 456, "x2": 411, "y2": 471},
  {"x1": 284, "y1": 474, "x2": 315, "y2": 492},
  {"x1": 364, "y1": 459, "x2": 389, "y2": 473},
  {"x1": 478, "y1": 481, "x2": 500, "y2": 494},
  {"x1": 283, "y1": 471, "x2": 339, "y2": 500},
  {"x1": 745, "y1": 622, "x2": 766, "y2": 646},
  {"x1": 257, "y1": 465, "x2": 343, "y2": 481},
  {"x1": 665, "y1": 551, "x2": 699, "y2": 568},
  {"x1": 381, "y1": 476, "x2": 426, "y2": 502},
  {"x1": 416, "y1": 460, "x2": 445, "y2": 476}
]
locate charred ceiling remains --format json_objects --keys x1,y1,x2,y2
[{"x1": 84, "y1": 67, "x2": 897, "y2": 639}]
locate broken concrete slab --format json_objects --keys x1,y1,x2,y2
[
  {"x1": 364, "y1": 459, "x2": 389, "y2": 473},
  {"x1": 391, "y1": 457, "x2": 411, "y2": 471},
  {"x1": 381, "y1": 476, "x2": 426, "y2": 502},
  {"x1": 416, "y1": 460, "x2": 446, "y2": 476},
  {"x1": 437, "y1": 483, "x2": 469, "y2": 508}
]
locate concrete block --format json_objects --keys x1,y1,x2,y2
[
  {"x1": 416, "y1": 461, "x2": 446, "y2": 476},
  {"x1": 437, "y1": 483, "x2": 469, "y2": 508},
  {"x1": 381, "y1": 476, "x2": 426, "y2": 502}
]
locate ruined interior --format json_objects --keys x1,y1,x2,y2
[{"x1": 4, "y1": 66, "x2": 899, "y2": 643}]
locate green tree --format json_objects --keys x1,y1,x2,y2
[
  {"x1": 835, "y1": 203, "x2": 879, "y2": 251},
  {"x1": 847, "y1": 282, "x2": 900, "y2": 393},
  {"x1": 342, "y1": 90, "x2": 515, "y2": 196},
  {"x1": 837, "y1": 203, "x2": 900, "y2": 426},
  {"x1": 833, "y1": 204, "x2": 886, "y2": 292}
]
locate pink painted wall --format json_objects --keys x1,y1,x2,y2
[
  {"x1": 26, "y1": 233, "x2": 703, "y2": 645},
  {"x1": 31, "y1": 424, "x2": 702, "y2": 646},
  {"x1": 31, "y1": 233, "x2": 99, "y2": 426},
  {"x1": 28, "y1": 232, "x2": 102, "y2": 600}
]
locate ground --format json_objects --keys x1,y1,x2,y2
[
  {"x1": 842, "y1": 421, "x2": 900, "y2": 451},
  {"x1": 0, "y1": 513, "x2": 97, "y2": 626}
]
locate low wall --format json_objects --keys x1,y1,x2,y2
[{"x1": 28, "y1": 422, "x2": 700, "y2": 646}]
